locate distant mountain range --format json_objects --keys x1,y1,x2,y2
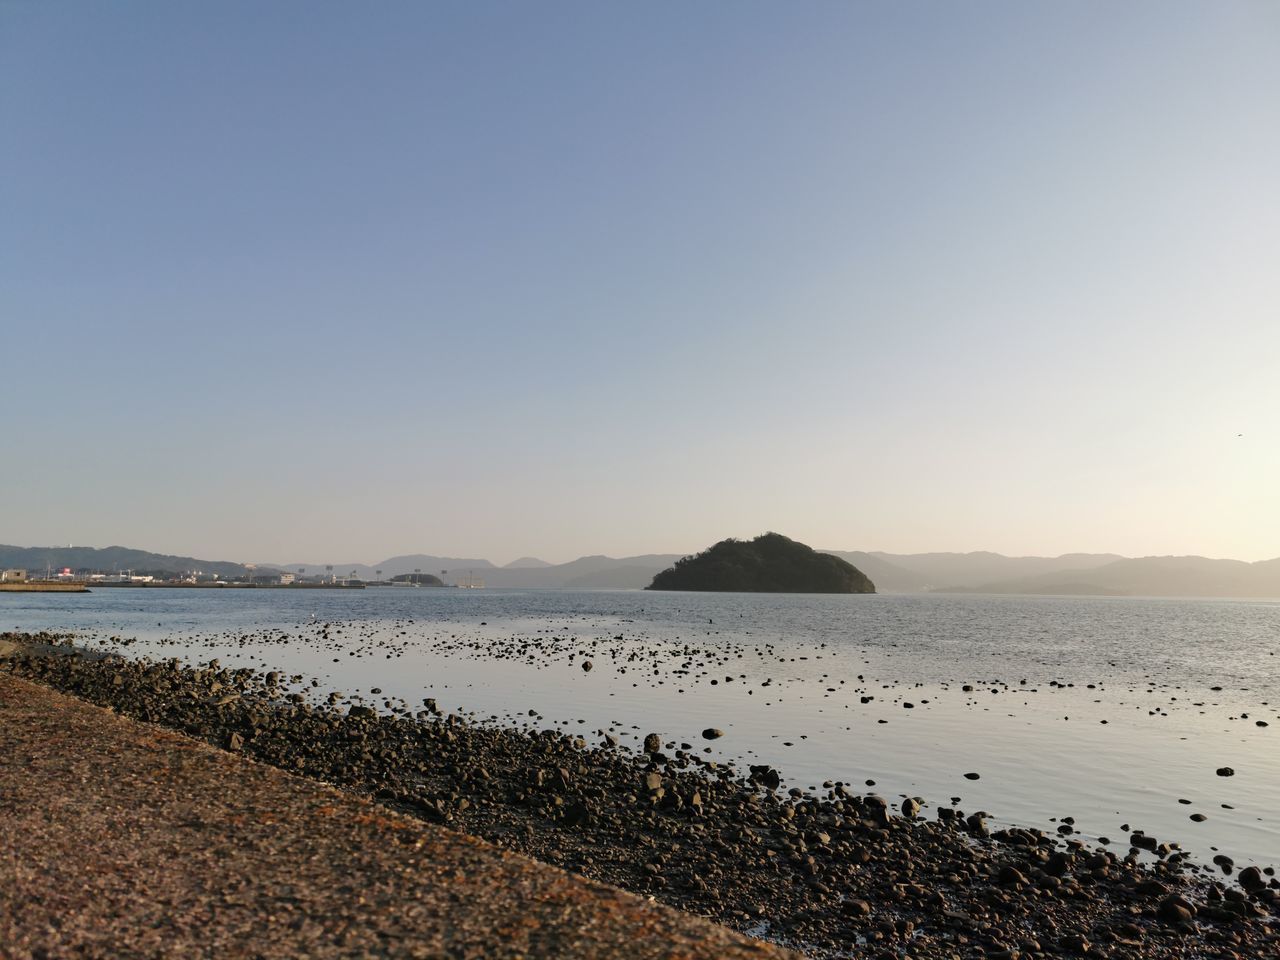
[
  {"x1": 0, "y1": 544, "x2": 248, "y2": 579},
  {"x1": 820, "y1": 551, "x2": 1124, "y2": 593},
  {"x1": 4, "y1": 542, "x2": 1280, "y2": 598},
  {"x1": 272, "y1": 554, "x2": 689, "y2": 590},
  {"x1": 822, "y1": 551, "x2": 1280, "y2": 598}
]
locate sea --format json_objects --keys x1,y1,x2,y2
[{"x1": 6, "y1": 587, "x2": 1278, "y2": 874}]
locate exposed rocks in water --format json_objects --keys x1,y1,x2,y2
[{"x1": 3, "y1": 631, "x2": 1278, "y2": 960}]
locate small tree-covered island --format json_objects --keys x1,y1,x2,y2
[
  {"x1": 646, "y1": 532, "x2": 876, "y2": 593},
  {"x1": 391, "y1": 572, "x2": 444, "y2": 586}
]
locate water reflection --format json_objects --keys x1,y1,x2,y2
[{"x1": 6, "y1": 588, "x2": 1278, "y2": 870}]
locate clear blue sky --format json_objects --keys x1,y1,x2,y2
[{"x1": 3, "y1": 1, "x2": 1277, "y2": 564}]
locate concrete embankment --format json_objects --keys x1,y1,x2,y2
[
  {"x1": 0, "y1": 581, "x2": 89, "y2": 592},
  {"x1": 0, "y1": 673, "x2": 792, "y2": 959},
  {"x1": 1, "y1": 581, "x2": 371, "y2": 591}
]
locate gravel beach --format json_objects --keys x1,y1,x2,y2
[
  {"x1": 4, "y1": 632, "x2": 1278, "y2": 958},
  {"x1": 0, "y1": 666, "x2": 791, "y2": 960}
]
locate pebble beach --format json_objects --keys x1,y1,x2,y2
[{"x1": 4, "y1": 629, "x2": 1278, "y2": 958}]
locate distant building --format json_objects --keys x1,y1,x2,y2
[{"x1": 1, "y1": 569, "x2": 28, "y2": 583}]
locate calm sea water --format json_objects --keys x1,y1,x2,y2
[{"x1": 6, "y1": 588, "x2": 1278, "y2": 871}]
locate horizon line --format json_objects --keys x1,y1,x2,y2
[{"x1": 5, "y1": 541, "x2": 1279, "y2": 568}]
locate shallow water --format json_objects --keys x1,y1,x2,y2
[{"x1": 6, "y1": 588, "x2": 1278, "y2": 872}]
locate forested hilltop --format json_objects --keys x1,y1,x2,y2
[
  {"x1": 0, "y1": 544, "x2": 248, "y2": 579},
  {"x1": 647, "y1": 533, "x2": 875, "y2": 594}
]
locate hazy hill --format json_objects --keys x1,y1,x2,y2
[
  {"x1": 275, "y1": 555, "x2": 495, "y2": 580},
  {"x1": 563, "y1": 566, "x2": 674, "y2": 590},
  {"x1": 480, "y1": 555, "x2": 685, "y2": 589},
  {"x1": 821, "y1": 551, "x2": 1124, "y2": 591},
  {"x1": 649, "y1": 534, "x2": 875, "y2": 594},
  {"x1": 0, "y1": 544, "x2": 248, "y2": 578},
  {"x1": 266, "y1": 553, "x2": 685, "y2": 589},
  {"x1": 819, "y1": 552, "x2": 928, "y2": 592},
  {"x1": 940, "y1": 555, "x2": 1280, "y2": 598}
]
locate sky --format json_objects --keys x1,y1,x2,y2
[{"x1": 2, "y1": 1, "x2": 1278, "y2": 565}]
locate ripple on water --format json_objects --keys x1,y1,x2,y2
[{"x1": 9, "y1": 587, "x2": 1280, "y2": 871}]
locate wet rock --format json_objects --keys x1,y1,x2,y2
[
  {"x1": 843, "y1": 898, "x2": 871, "y2": 917},
  {"x1": 1057, "y1": 933, "x2": 1090, "y2": 953},
  {"x1": 1158, "y1": 895, "x2": 1196, "y2": 923},
  {"x1": 998, "y1": 865, "x2": 1028, "y2": 886},
  {"x1": 1130, "y1": 832, "x2": 1159, "y2": 852},
  {"x1": 563, "y1": 801, "x2": 591, "y2": 827},
  {"x1": 1238, "y1": 866, "x2": 1265, "y2": 892},
  {"x1": 1046, "y1": 851, "x2": 1074, "y2": 877}
]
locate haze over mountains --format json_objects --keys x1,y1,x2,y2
[
  {"x1": 5, "y1": 542, "x2": 1280, "y2": 598},
  {"x1": 0, "y1": 544, "x2": 249, "y2": 579},
  {"x1": 276, "y1": 554, "x2": 689, "y2": 591},
  {"x1": 822, "y1": 552, "x2": 1125, "y2": 594}
]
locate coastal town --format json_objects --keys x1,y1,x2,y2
[{"x1": 0, "y1": 567, "x2": 480, "y2": 590}]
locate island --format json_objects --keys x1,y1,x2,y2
[
  {"x1": 646, "y1": 533, "x2": 876, "y2": 593},
  {"x1": 390, "y1": 572, "x2": 444, "y2": 586}
]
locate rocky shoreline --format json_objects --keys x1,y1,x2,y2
[{"x1": 4, "y1": 631, "x2": 1277, "y2": 959}]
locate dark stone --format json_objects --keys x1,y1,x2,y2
[
  {"x1": 1238, "y1": 866, "x2": 1265, "y2": 892},
  {"x1": 998, "y1": 865, "x2": 1028, "y2": 886},
  {"x1": 1158, "y1": 895, "x2": 1196, "y2": 923},
  {"x1": 843, "y1": 898, "x2": 871, "y2": 917}
]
